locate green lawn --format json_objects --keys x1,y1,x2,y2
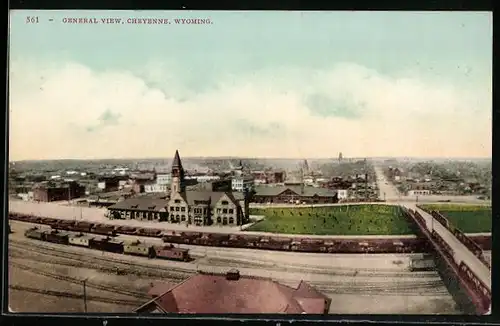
[
  {"x1": 420, "y1": 204, "x2": 492, "y2": 233},
  {"x1": 247, "y1": 205, "x2": 415, "y2": 235}
]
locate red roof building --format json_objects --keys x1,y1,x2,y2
[{"x1": 135, "y1": 270, "x2": 331, "y2": 314}]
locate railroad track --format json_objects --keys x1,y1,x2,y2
[
  {"x1": 9, "y1": 285, "x2": 143, "y2": 307},
  {"x1": 9, "y1": 239, "x2": 192, "y2": 280},
  {"x1": 9, "y1": 260, "x2": 150, "y2": 299},
  {"x1": 312, "y1": 280, "x2": 450, "y2": 296},
  {"x1": 10, "y1": 237, "x2": 442, "y2": 282}
]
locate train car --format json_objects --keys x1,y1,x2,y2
[
  {"x1": 31, "y1": 216, "x2": 43, "y2": 224},
  {"x1": 136, "y1": 228, "x2": 163, "y2": 238},
  {"x1": 222, "y1": 234, "x2": 245, "y2": 247},
  {"x1": 91, "y1": 224, "x2": 117, "y2": 236},
  {"x1": 154, "y1": 244, "x2": 190, "y2": 262},
  {"x1": 180, "y1": 232, "x2": 201, "y2": 244},
  {"x1": 72, "y1": 221, "x2": 95, "y2": 233},
  {"x1": 256, "y1": 237, "x2": 291, "y2": 251},
  {"x1": 24, "y1": 227, "x2": 45, "y2": 240},
  {"x1": 162, "y1": 232, "x2": 183, "y2": 244},
  {"x1": 124, "y1": 240, "x2": 156, "y2": 258},
  {"x1": 290, "y1": 240, "x2": 302, "y2": 251},
  {"x1": 192, "y1": 233, "x2": 214, "y2": 246},
  {"x1": 57, "y1": 220, "x2": 76, "y2": 231},
  {"x1": 297, "y1": 239, "x2": 323, "y2": 252},
  {"x1": 44, "y1": 230, "x2": 70, "y2": 245},
  {"x1": 40, "y1": 217, "x2": 60, "y2": 228},
  {"x1": 68, "y1": 233, "x2": 94, "y2": 248},
  {"x1": 240, "y1": 235, "x2": 260, "y2": 248},
  {"x1": 116, "y1": 226, "x2": 137, "y2": 235},
  {"x1": 89, "y1": 236, "x2": 124, "y2": 254}
]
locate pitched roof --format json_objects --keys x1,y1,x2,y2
[
  {"x1": 135, "y1": 273, "x2": 329, "y2": 314},
  {"x1": 254, "y1": 186, "x2": 337, "y2": 198},
  {"x1": 108, "y1": 198, "x2": 169, "y2": 211},
  {"x1": 172, "y1": 150, "x2": 183, "y2": 170},
  {"x1": 177, "y1": 191, "x2": 240, "y2": 207}
]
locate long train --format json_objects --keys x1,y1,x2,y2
[
  {"x1": 10, "y1": 212, "x2": 436, "y2": 254},
  {"x1": 23, "y1": 227, "x2": 191, "y2": 262}
]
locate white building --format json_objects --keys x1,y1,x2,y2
[
  {"x1": 232, "y1": 176, "x2": 254, "y2": 192},
  {"x1": 144, "y1": 183, "x2": 169, "y2": 193},
  {"x1": 337, "y1": 189, "x2": 349, "y2": 200},
  {"x1": 407, "y1": 190, "x2": 431, "y2": 196},
  {"x1": 156, "y1": 173, "x2": 171, "y2": 185},
  {"x1": 194, "y1": 175, "x2": 221, "y2": 183}
]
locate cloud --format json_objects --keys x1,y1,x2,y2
[{"x1": 8, "y1": 60, "x2": 491, "y2": 160}]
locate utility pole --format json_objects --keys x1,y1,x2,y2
[{"x1": 82, "y1": 279, "x2": 88, "y2": 313}]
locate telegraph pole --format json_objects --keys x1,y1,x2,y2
[{"x1": 82, "y1": 279, "x2": 88, "y2": 313}]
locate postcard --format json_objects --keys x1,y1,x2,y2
[{"x1": 7, "y1": 10, "x2": 492, "y2": 316}]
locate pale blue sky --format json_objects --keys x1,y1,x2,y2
[{"x1": 8, "y1": 11, "x2": 492, "y2": 160}]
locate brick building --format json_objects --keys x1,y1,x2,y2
[
  {"x1": 33, "y1": 181, "x2": 86, "y2": 202},
  {"x1": 107, "y1": 150, "x2": 250, "y2": 226}
]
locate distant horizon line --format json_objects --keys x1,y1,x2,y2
[{"x1": 9, "y1": 155, "x2": 492, "y2": 163}]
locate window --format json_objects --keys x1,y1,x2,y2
[
  {"x1": 217, "y1": 217, "x2": 221, "y2": 223},
  {"x1": 229, "y1": 217, "x2": 234, "y2": 224},
  {"x1": 176, "y1": 207, "x2": 180, "y2": 211},
  {"x1": 181, "y1": 207, "x2": 186, "y2": 212},
  {"x1": 175, "y1": 199, "x2": 181, "y2": 203},
  {"x1": 181, "y1": 216, "x2": 186, "y2": 221},
  {"x1": 170, "y1": 207, "x2": 174, "y2": 211},
  {"x1": 217, "y1": 208, "x2": 221, "y2": 213},
  {"x1": 221, "y1": 200, "x2": 228, "y2": 205},
  {"x1": 228, "y1": 209, "x2": 234, "y2": 214},
  {"x1": 223, "y1": 208, "x2": 228, "y2": 214}
]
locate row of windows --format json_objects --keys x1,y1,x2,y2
[
  {"x1": 217, "y1": 208, "x2": 234, "y2": 214},
  {"x1": 169, "y1": 214, "x2": 236, "y2": 224}
]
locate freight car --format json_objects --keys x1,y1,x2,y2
[
  {"x1": 57, "y1": 220, "x2": 76, "y2": 231},
  {"x1": 71, "y1": 221, "x2": 95, "y2": 233},
  {"x1": 40, "y1": 217, "x2": 61, "y2": 228},
  {"x1": 155, "y1": 244, "x2": 190, "y2": 262},
  {"x1": 116, "y1": 226, "x2": 137, "y2": 235},
  {"x1": 124, "y1": 240, "x2": 156, "y2": 258},
  {"x1": 136, "y1": 228, "x2": 163, "y2": 237},
  {"x1": 91, "y1": 224, "x2": 117, "y2": 236},
  {"x1": 89, "y1": 237, "x2": 124, "y2": 254},
  {"x1": 297, "y1": 239, "x2": 324, "y2": 253},
  {"x1": 162, "y1": 232, "x2": 183, "y2": 244},
  {"x1": 68, "y1": 233, "x2": 94, "y2": 248},
  {"x1": 180, "y1": 232, "x2": 201, "y2": 244},
  {"x1": 44, "y1": 230, "x2": 70, "y2": 245},
  {"x1": 256, "y1": 237, "x2": 291, "y2": 251}
]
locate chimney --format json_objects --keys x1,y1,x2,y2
[{"x1": 226, "y1": 269, "x2": 240, "y2": 281}]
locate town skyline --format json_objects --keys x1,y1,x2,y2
[{"x1": 9, "y1": 11, "x2": 492, "y2": 160}]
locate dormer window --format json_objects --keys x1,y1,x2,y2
[
  {"x1": 131, "y1": 204, "x2": 139, "y2": 209},
  {"x1": 175, "y1": 199, "x2": 181, "y2": 203},
  {"x1": 221, "y1": 200, "x2": 228, "y2": 205}
]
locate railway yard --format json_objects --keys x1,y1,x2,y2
[{"x1": 8, "y1": 220, "x2": 464, "y2": 314}]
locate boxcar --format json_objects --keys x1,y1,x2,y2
[
  {"x1": 68, "y1": 233, "x2": 94, "y2": 248},
  {"x1": 89, "y1": 237, "x2": 124, "y2": 253},
  {"x1": 116, "y1": 226, "x2": 137, "y2": 235},
  {"x1": 24, "y1": 227, "x2": 45, "y2": 240},
  {"x1": 91, "y1": 224, "x2": 117, "y2": 236},
  {"x1": 124, "y1": 241, "x2": 156, "y2": 258},
  {"x1": 155, "y1": 245, "x2": 190, "y2": 262},
  {"x1": 44, "y1": 230, "x2": 70, "y2": 245},
  {"x1": 41, "y1": 217, "x2": 60, "y2": 228}
]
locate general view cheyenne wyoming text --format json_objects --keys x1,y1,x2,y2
[{"x1": 7, "y1": 11, "x2": 492, "y2": 315}]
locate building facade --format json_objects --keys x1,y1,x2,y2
[
  {"x1": 107, "y1": 150, "x2": 249, "y2": 226},
  {"x1": 252, "y1": 185, "x2": 338, "y2": 204},
  {"x1": 231, "y1": 176, "x2": 254, "y2": 192},
  {"x1": 33, "y1": 181, "x2": 86, "y2": 202}
]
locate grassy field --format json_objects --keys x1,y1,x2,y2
[
  {"x1": 247, "y1": 205, "x2": 415, "y2": 236},
  {"x1": 420, "y1": 204, "x2": 492, "y2": 233}
]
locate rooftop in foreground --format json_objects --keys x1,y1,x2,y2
[{"x1": 135, "y1": 270, "x2": 331, "y2": 314}]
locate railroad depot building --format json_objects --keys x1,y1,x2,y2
[
  {"x1": 252, "y1": 184, "x2": 339, "y2": 204},
  {"x1": 135, "y1": 269, "x2": 331, "y2": 314},
  {"x1": 32, "y1": 181, "x2": 86, "y2": 202},
  {"x1": 107, "y1": 150, "x2": 250, "y2": 226}
]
